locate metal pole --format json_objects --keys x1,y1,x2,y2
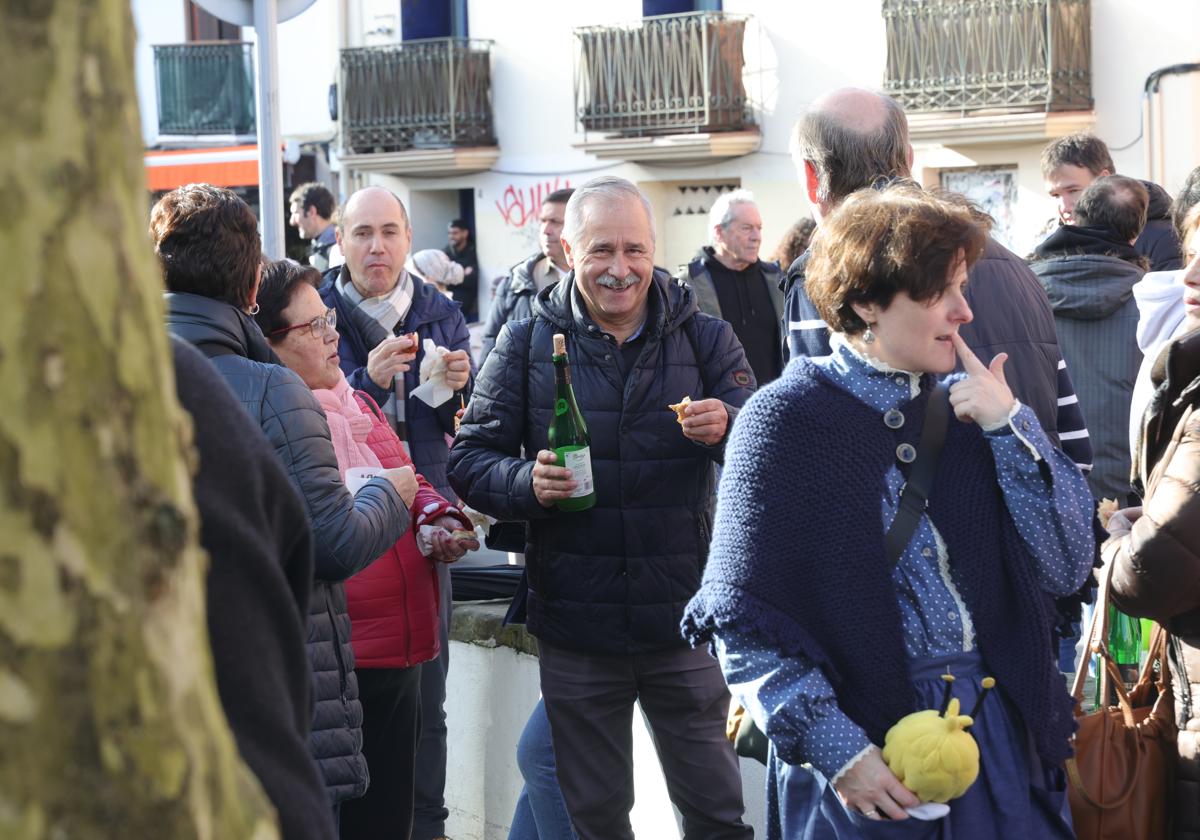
[{"x1": 254, "y1": 0, "x2": 285, "y2": 259}]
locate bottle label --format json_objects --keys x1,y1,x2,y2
[
  {"x1": 555, "y1": 398, "x2": 568, "y2": 416},
  {"x1": 560, "y1": 446, "x2": 594, "y2": 498}
]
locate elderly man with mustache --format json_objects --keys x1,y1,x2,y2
[{"x1": 450, "y1": 175, "x2": 756, "y2": 840}]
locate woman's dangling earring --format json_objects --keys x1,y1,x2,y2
[
  {"x1": 249, "y1": 302, "x2": 260, "y2": 315},
  {"x1": 863, "y1": 325, "x2": 875, "y2": 344}
]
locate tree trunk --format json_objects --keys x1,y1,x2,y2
[{"x1": 0, "y1": 2, "x2": 279, "y2": 837}]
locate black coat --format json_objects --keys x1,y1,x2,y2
[
  {"x1": 171, "y1": 338, "x2": 335, "y2": 840},
  {"x1": 166, "y1": 293, "x2": 409, "y2": 805},
  {"x1": 1137, "y1": 180, "x2": 1184, "y2": 272},
  {"x1": 449, "y1": 271, "x2": 755, "y2": 654}
]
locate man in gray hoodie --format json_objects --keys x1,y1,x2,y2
[{"x1": 1032, "y1": 175, "x2": 1149, "y2": 504}]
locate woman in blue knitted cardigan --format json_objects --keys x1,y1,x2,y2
[{"x1": 684, "y1": 183, "x2": 1096, "y2": 839}]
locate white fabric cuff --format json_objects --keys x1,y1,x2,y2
[{"x1": 830, "y1": 743, "x2": 878, "y2": 786}]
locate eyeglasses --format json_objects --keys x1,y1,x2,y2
[{"x1": 269, "y1": 308, "x2": 337, "y2": 340}]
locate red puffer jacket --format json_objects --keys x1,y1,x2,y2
[{"x1": 344, "y1": 393, "x2": 469, "y2": 669}]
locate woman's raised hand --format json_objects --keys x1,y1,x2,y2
[{"x1": 948, "y1": 333, "x2": 1015, "y2": 428}]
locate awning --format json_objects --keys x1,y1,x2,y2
[{"x1": 144, "y1": 144, "x2": 259, "y2": 191}]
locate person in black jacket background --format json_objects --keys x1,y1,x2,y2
[
  {"x1": 171, "y1": 336, "x2": 335, "y2": 840},
  {"x1": 450, "y1": 176, "x2": 754, "y2": 840}
]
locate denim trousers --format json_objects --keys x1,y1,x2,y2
[{"x1": 508, "y1": 698, "x2": 575, "y2": 840}]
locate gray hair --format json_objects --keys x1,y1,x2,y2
[
  {"x1": 796, "y1": 91, "x2": 910, "y2": 206},
  {"x1": 708, "y1": 189, "x2": 757, "y2": 245},
  {"x1": 562, "y1": 176, "x2": 656, "y2": 249}
]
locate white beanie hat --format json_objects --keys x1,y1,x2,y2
[{"x1": 409, "y1": 249, "x2": 465, "y2": 287}]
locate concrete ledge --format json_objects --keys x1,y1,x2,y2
[{"x1": 450, "y1": 600, "x2": 538, "y2": 657}]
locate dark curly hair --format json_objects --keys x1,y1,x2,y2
[
  {"x1": 773, "y1": 217, "x2": 817, "y2": 268},
  {"x1": 150, "y1": 184, "x2": 261, "y2": 309},
  {"x1": 289, "y1": 182, "x2": 336, "y2": 220},
  {"x1": 806, "y1": 182, "x2": 988, "y2": 335}
]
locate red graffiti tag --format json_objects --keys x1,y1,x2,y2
[{"x1": 495, "y1": 178, "x2": 572, "y2": 228}]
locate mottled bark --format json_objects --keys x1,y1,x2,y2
[{"x1": 0, "y1": 2, "x2": 278, "y2": 838}]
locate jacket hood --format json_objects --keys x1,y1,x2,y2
[
  {"x1": 1031, "y1": 255, "x2": 1145, "y2": 320},
  {"x1": 164, "y1": 292, "x2": 279, "y2": 364},
  {"x1": 1144, "y1": 179, "x2": 1173, "y2": 222},
  {"x1": 531, "y1": 268, "x2": 697, "y2": 336},
  {"x1": 1133, "y1": 269, "x2": 1187, "y2": 351}
]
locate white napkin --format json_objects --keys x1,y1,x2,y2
[
  {"x1": 905, "y1": 803, "x2": 950, "y2": 820},
  {"x1": 410, "y1": 338, "x2": 455, "y2": 407},
  {"x1": 460, "y1": 505, "x2": 496, "y2": 536},
  {"x1": 416, "y1": 523, "x2": 483, "y2": 557}
]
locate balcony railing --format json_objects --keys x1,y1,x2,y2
[
  {"x1": 574, "y1": 12, "x2": 752, "y2": 137},
  {"x1": 153, "y1": 43, "x2": 256, "y2": 136},
  {"x1": 883, "y1": 0, "x2": 1092, "y2": 114},
  {"x1": 340, "y1": 38, "x2": 495, "y2": 155}
]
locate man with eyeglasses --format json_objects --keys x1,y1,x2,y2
[{"x1": 320, "y1": 186, "x2": 474, "y2": 840}]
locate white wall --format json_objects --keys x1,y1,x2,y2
[
  {"x1": 1090, "y1": 0, "x2": 1200, "y2": 193},
  {"x1": 131, "y1": 0, "x2": 188, "y2": 146}
]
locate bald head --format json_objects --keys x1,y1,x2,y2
[
  {"x1": 339, "y1": 186, "x2": 409, "y2": 232},
  {"x1": 796, "y1": 88, "x2": 911, "y2": 212},
  {"x1": 335, "y1": 186, "x2": 413, "y2": 297}
]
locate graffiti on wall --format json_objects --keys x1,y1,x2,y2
[{"x1": 494, "y1": 177, "x2": 573, "y2": 229}]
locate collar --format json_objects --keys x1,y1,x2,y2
[{"x1": 816, "y1": 333, "x2": 924, "y2": 411}]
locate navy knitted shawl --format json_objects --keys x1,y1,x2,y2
[{"x1": 682, "y1": 359, "x2": 1077, "y2": 764}]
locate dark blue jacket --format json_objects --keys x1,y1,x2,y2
[
  {"x1": 1137, "y1": 180, "x2": 1183, "y2": 272},
  {"x1": 448, "y1": 271, "x2": 755, "y2": 654},
  {"x1": 321, "y1": 267, "x2": 474, "y2": 501},
  {"x1": 165, "y1": 292, "x2": 409, "y2": 805}
]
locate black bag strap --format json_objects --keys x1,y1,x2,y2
[{"x1": 884, "y1": 382, "x2": 951, "y2": 566}]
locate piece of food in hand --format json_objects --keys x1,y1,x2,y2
[
  {"x1": 1097, "y1": 498, "x2": 1118, "y2": 530},
  {"x1": 450, "y1": 529, "x2": 476, "y2": 542},
  {"x1": 668, "y1": 396, "x2": 692, "y2": 425}
]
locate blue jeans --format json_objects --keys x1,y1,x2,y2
[{"x1": 508, "y1": 699, "x2": 575, "y2": 840}]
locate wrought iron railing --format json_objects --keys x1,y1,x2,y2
[
  {"x1": 574, "y1": 12, "x2": 752, "y2": 137},
  {"x1": 340, "y1": 38, "x2": 495, "y2": 154},
  {"x1": 883, "y1": 0, "x2": 1092, "y2": 114},
  {"x1": 154, "y1": 43, "x2": 256, "y2": 135}
]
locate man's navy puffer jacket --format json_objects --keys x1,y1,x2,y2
[
  {"x1": 165, "y1": 292, "x2": 409, "y2": 805},
  {"x1": 448, "y1": 272, "x2": 755, "y2": 655}
]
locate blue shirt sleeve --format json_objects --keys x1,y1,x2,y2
[
  {"x1": 985, "y1": 403, "x2": 1095, "y2": 596},
  {"x1": 713, "y1": 629, "x2": 873, "y2": 780}
]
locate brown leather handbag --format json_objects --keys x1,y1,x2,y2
[{"x1": 1067, "y1": 560, "x2": 1176, "y2": 839}]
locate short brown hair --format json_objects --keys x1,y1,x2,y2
[
  {"x1": 150, "y1": 184, "x2": 261, "y2": 309},
  {"x1": 1040, "y1": 133, "x2": 1115, "y2": 179},
  {"x1": 806, "y1": 182, "x2": 988, "y2": 335},
  {"x1": 1073, "y1": 175, "x2": 1148, "y2": 243}
]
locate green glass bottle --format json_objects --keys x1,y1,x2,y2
[
  {"x1": 548, "y1": 333, "x2": 595, "y2": 512},
  {"x1": 1096, "y1": 605, "x2": 1141, "y2": 706}
]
